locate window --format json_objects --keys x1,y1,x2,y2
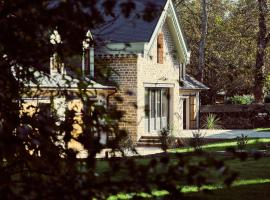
[
  {"x1": 83, "y1": 46, "x2": 94, "y2": 78},
  {"x1": 144, "y1": 88, "x2": 169, "y2": 133},
  {"x1": 50, "y1": 53, "x2": 64, "y2": 75},
  {"x1": 157, "y1": 33, "x2": 164, "y2": 64},
  {"x1": 179, "y1": 63, "x2": 185, "y2": 81},
  {"x1": 82, "y1": 31, "x2": 94, "y2": 78}
]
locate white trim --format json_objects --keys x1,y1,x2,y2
[
  {"x1": 144, "y1": 0, "x2": 169, "y2": 55},
  {"x1": 168, "y1": 0, "x2": 188, "y2": 56},
  {"x1": 144, "y1": 0, "x2": 189, "y2": 63},
  {"x1": 180, "y1": 96, "x2": 190, "y2": 130},
  {"x1": 144, "y1": 83, "x2": 174, "y2": 88}
]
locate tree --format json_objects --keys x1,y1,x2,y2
[
  {"x1": 254, "y1": 0, "x2": 270, "y2": 102},
  {"x1": 176, "y1": 0, "x2": 270, "y2": 104},
  {"x1": 198, "y1": 0, "x2": 208, "y2": 82}
]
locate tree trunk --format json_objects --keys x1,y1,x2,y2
[
  {"x1": 198, "y1": 0, "x2": 208, "y2": 82},
  {"x1": 254, "y1": 0, "x2": 269, "y2": 103}
]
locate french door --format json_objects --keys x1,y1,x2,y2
[{"x1": 145, "y1": 88, "x2": 169, "y2": 133}]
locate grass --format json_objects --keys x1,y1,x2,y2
[
  {"x1": 170, "y1": 138, "x2": 270, "y2": 153},
  {"x1": 98, "y1": 153, "x2": 270, "y2": 200},
  {"x1": 96, "y1": 138, "x2": 270, "y2": 199},
  {"x1": 255, "y1": 127, "x2": 270, "y2": 132}
]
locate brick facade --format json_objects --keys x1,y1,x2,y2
[
  {"x1": 96, "y1": 22, "x2": 201, "y2": 141},
  {"x1": 96, "y1": 55, "x2": 138, "y2": 140}
]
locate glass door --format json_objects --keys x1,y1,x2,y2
[
  {"x1": 150, "y1": 90, "x2": 156, "y2": 132},
  {"x1": 145, "y1": 88, "x2": 169, "y2": 133}
]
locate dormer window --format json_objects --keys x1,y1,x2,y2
[
  {"x1": 157, "y1": 33, "x2": 164, "y2": 64},
  {"x1": 83, "y1": 46, "x2": 94, "y2": 78},
  {"x1": 49, "y1": 30, "x2": 64, "y2": 75},
  {"x1": 83, "y1": 31, "x2": 94, "y2": 79},
  {"x1": 50, "y1": 53, "x2": 64, "y2": 75}
]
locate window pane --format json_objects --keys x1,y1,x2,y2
[
  {"x1": 151, "y1": 90, "x2": 155, "y2": 118},
  {"x1": 145, "y1": 89, "x2": 149, "y2": 118},
  {"x1": 157, "y1": 90, "x2": 161, "y2": 117},
  {"x1": 84, "y1": 48, "x2": 90, "y2": 76},
  {"x1": 90, "y1": 47, "x2": 94, "y2": 78},
  {"x1": 162, "y1": 89, "x2": 168, "y2": 117}
]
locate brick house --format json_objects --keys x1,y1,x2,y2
[
  {"x1": 21, "y1": 0, "x2": 208, "y2": 148},
  {"x1": 93, "y1": 0, "x2": 208, "y2": 141}
]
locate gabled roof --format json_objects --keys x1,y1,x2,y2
[
  {"x1": 180, "y1": 75, "x2": 209, "y2": 90},
  {"x1": 93, "y1": 0, "x2": 167, "y2": 43},
  {"x1": 94, "y1": 0, "x2": 189, "y2": 63}
]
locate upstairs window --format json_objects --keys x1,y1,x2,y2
[
  {"x1": 50, "y1": 53, "x2": 64, "y2": 75},
  {"x1": 83, "y1": 46, "x2": 94, "y2": 78},
  {"x1": 83, "y1": 31, "x2": 94, "y2": 79},
  {"x1": 157, "y1": 33, "x2": 164, "y2": 64}
]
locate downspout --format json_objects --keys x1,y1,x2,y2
[
  {"x1": 106, "y1": 89, "x2": 117, "y2": 107},
  {"x1": 105, "y1": 88, "x2": 117, "y2": 143}
]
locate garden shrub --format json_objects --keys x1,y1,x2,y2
[
  {"x1": 189, "y1": 130, "x2": 205, "y2": 152},
  {"x1": 159, "y1": 128, "x2": 181, "y2": 151},
  {"x1": 228, "y1": 95, "x2": 254, "y2": 105},
  {"x1": 236, "y1": 134, "x2": 249, "y2": 152},
  {"x1": 202, "y1": 114, "x2": 222, "y2": 129}
]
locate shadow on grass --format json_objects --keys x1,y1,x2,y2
[{"x1": 185, "y1": 182, "x2": 270, "y2": 200}]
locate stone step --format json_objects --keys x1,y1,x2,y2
[
  {"x1": 140, "y1": 136, "x2": 161, "y2": 140},
  {"x1": 136, "y1": 136, "x2": 163, "y2": 147},
  {"x1": 139, "y1": 138, "x2": 161, "y2": 143},
  {"x1": 136, "y1": 142, "x2": 162, "y2": 147}
]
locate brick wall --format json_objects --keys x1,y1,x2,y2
[{"x1": 96, "y1": 55, "x2": 138, "y2": 140}]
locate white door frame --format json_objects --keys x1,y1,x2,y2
[{"x1": 180, "y1": 96, "x2": 190, "y2": 130}]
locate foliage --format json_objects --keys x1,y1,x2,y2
[
  {"x1": 202, "y1": 114, "x2": 222, "y2": 129},
  {"x1": 159, "y1": 128, "x2": 181, "y2": 151},
  {"x1": 117, "y1": 134, "x2": 137, "y2": 156},
  {"x1": 265, "y1": 74, "x2": 270, "y2": 95},
  {"x1": 175, "y1": 0, "x2": 270, "y2": 104},
  {"x1": 236, "y1": 134, "x2": 249, "y2": 152},
  {"x1": 228, "y1": 95, "x2": 254, "y2": 105},
  {"x1": 189, "y1": 130, "x2": 205, "y2": 152}
]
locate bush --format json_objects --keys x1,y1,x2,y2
[
  {"x1": 189, "y1": 130, "x2": 205, "y2": 152},
  {"x1": 202, "y1": 114, "x2": 222, "y2": 129},
  {"x1": 159, "y1": 128, "x2": 181, "y2": 151},
  {"x1": 236, "y1": 134, "x2": 249, "y2": 152},
  {"x1": 228, "y1": 95, "x2": 254, "y2": 105}
]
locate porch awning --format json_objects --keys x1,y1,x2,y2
[{"x1": 180, "y1": 74, "x2": 209, "y2": 91}]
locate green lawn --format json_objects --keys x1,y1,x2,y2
[
  {"x1": 255, "y1": 127, "x2": 270, "y2": 132},
  {"x1": 170, "y1": 138, "x2": 270, "y2": 153},
  {"x1": 98, "y1": 152, "x2": 270, "y2": 200}
]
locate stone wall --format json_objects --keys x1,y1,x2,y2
[{"x1": 200, "y1": 104, "x2": 270, "y2": 129}]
